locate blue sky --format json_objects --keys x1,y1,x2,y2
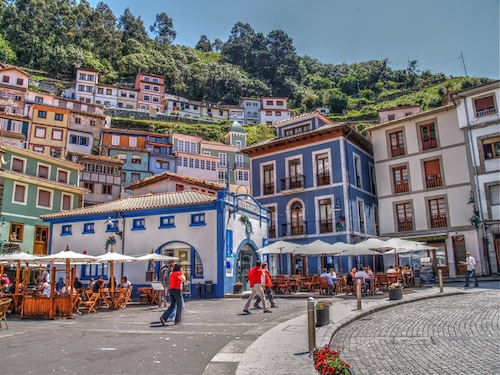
[{"x1": 88, "y1": 0, "x2": 499, "y2": 79}]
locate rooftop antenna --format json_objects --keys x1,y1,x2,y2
[{"x1": 460, "y1": 52, "x2": 468, "y2": 77}]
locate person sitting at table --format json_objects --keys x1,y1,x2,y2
[
  {"x1": 0, "y1": 279, "x2": 8, "y2": 295},
  {"x1": 56, "y1": 277, "x2": 65, "y2": 292},
  {"x1": 347, "y1": 267, "x2": 356, "y2": 285},
  {"x1": 2, "y1": 273, "x2": 10, "y2": 285},
  {"x1": 365, "y1": 266, "x2": 374, "y2": 278},
  {"x1": 319, "y1": 268, "x2": 334, "y2": 294},
  {"x1": 107, "y1": 276, "x2": 117, "y2": 290},
  {"x1": 39, "y1": 278, "x2": 51, "y2": 297},
  {"x1": 386, "y1": 265, "x2": 397, "y2": 274},
  {"x1": 92, "y1": 279, "x2": 103, "y2": 293},
  {"x1": 120, "y1": 277, "x2": 131, "y2": 289},
  {"x1": 328, "y1": 268, "x2": 337, "y2": 290},
  {"x1": 354, "y1": 267, "x2": 370, "y2": 294},
  {"x1": 73, "y1": 277, "x2": 83, "y2": 291},
  {"x1": 402, "y1": 265, "x2": 413, "y2": 287}
]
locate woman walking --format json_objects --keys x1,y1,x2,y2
[{"x1": 160, "y1": 264, "x2": 186, "y2": 326}]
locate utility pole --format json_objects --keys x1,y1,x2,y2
[{"x1": 460, "y1": 52, "x2": 468, "y2": 77}]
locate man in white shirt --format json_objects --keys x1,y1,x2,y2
[
  {"x1": 354, "y1": 267, "x2": 370, "y2": 293},
  {"x1": 464, "y1": 252, "x2": 479, "y2": 288}
]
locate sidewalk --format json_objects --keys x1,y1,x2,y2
[{"x1": 234, "y1": 283, "x2": 493, "y2": 375}]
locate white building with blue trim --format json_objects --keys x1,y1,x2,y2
[{"x1": 40, "y1": 189, "x2": 268, "y2": 298}]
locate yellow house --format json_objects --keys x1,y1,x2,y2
[{"x1": 28, "y1": 103, "x2": 70, "y2": 157}]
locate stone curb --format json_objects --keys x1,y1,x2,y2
[{"x1": 318, "y1": 290, "x2": 467, "y2": 347}]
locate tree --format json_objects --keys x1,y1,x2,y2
[
  {"x1": 119, "y1": 7, "x2": 148, "y2": 44},
  {"x1": 0, "y1": 33, "x2": 16, "y2": 63},
  {"x1": 195, "y1": 35, "x2": 212, "y2": 52},
  {"x1": 150, "y1": 12, "x2": 176, "y2": 45}
]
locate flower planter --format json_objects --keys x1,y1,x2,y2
[
  {"x1": 316, "y1": 307, "x2": 330, "y2": 327},
  {"x1": 389, "y1": 288, "x2": 403, "y2": 300},
  {"x1": 233, "y1": 284, "x2": 243, "y2": 294}
]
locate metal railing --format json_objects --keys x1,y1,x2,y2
[
  {"x1": 421, "y1": 137, "x2": 437, "y2": 150},
  {"x1": 430, "y1": 214, "x2": 447, "y2": 228},
  {"x1": 319, "y1": 219, "x2": 333, "y2": 233},
  {"x1": 316, "y1": 172, "x2": 330, "y2": 186},
  {"x1": 281, "y1": 175, "x2": 305, "y2": 190},
  {"x1": 397, "y1": 218, "x2": 413, "y2": 232},
  {"x1": 426, "y1": 174, "x2": 442, "y2": 188},
  {"x1": 281, "y1": 221, "x2": 307, "y2": 236},
  {"x1": 395, "y1": 181, "x2": 409, "y2": 193}
]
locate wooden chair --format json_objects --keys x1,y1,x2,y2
[
  {"x1": 119, "y1": 286, "x2": 133, "y2": 309},
  {"x1": 275, "y1": 276, "x2": 289, "y2": 294},
  {"x1": 0, "y1": 298, "x2": 12, "y2": 329},
  {"x1": 343, "y1": 276, "x2": 354, "y2": 295},
  {"x1": 80, "y1": 292, "x2": 99, "y2": 314},
  {"x1": 318, "y1": 277, "x2": 332, "y2": 295},
  {"x1": 300, "y1": 277, "x2": 313, "y2": 291},
  {"x1": 311, "y1": 275, "x2": 320, "y2": 292},
  {"x1": 377, "y1": 274, "x2": 389, "y2": 291}
]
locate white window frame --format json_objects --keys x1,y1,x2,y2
[
  {"x1": 37, "y1": 163, "x2": 51, "y2": 179},
  {"x1": 36, "y1": 187, "x2": 53, "y2": 210},
  {"x1": 12, "y1": 182, "x2": 28, "y2": 205},
  {"x1": 61, "y1": 193, "x2": 73, "y2": 211},
  {"x1": 35, "y1": 126, "x2": 46, "y2": 138},
  {"x1": 57, "y1": 168, "x2": 70, "y2": 183},
  {"x1": 52, "y1": 129, "x2": 63, "y2": 140},
  {"x1": 129, "y1": 137, "x2": 137, "y2": 147},
  {"x1": 111, "y1": 135, "x2": 120, "y2": 145}
]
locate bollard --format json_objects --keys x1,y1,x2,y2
[
  {"x1": 307, "y1": 297, "x2": 316, "y2": 352},
  {"x1": 438, "y1": 269, "x2": 443, "y2": 293},
  {"x1": 356, "y1": 278, "x2": 362, "y2": 310}
]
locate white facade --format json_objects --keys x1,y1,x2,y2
[
  {"x1": 370, "y1": 104, "x2": 482, "y2": 277},
  {"x1": 74, "y1": 68, "x2": 98, "y2": 104},
  {"x1": 66, "y1": 129, "x2": 93, "y2": 155},
  {"x1": 95, "y1": 85, "x2": 118, "y2": 108},
  {"x1": 378, "y1": 105, "x2": 421, "y2": 123},
  {"x1": 455, "y1": 80, "x2": 500, "y2": 274}
]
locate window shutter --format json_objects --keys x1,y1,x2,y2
[
  {"x1": 14, "y1": 185, "x2": 25, "y2": 202},
  {"x1": 424, "y1": 160, "x2": 440, "y2": 175},
  {"x1": 490, "y1": 185, "x2": 500, "y2": 205},
  {"x1": 475, "y1": 96, "x2": 494, "y2": 111}
]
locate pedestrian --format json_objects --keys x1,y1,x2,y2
[
  {"x1": 160, "y1": 264, "x2": 186, "y2": 326},
  {"x1": 464, "y1": 251, "x2": 479, "y2": 288},
  {"x1": 243, "y1": 260, "x2": 272, "y2": 314},
  {"x1": 254, "y1": 262, "x2": 277, "y2": 308}
]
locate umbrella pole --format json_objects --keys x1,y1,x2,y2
[
  {"x1": 65, "y1": 259, "x2": 70, "y2": 293},
  {"x1": 0, "y1": 264, "x2": 4, "y2": 277},
  {"x1": 15, "y1": 260, "x2": 20, "y2": 294},
  {"x1": 279, "y1": 248, "x2": 283, "y2": 275}
]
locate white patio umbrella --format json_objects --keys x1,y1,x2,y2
[
  {"x1": 135, "y1": 250, "x2": 179, "y2": 281},
  {"x1": 298, "y1": 239, "x2": 335, "y2": 256},
  {"x1": 94, "y1": 248, "x2": 136, "y2": 292},
  {"x1": 0, "y1": 251, "x2": 46, "y2": 294},
  {"x1": 256, "y1": 241, "x2": 301, "y2": 274}
]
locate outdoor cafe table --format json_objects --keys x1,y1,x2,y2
[
  {"x1": 99, "y1": 288, "x2": 128, "y2": 309},
  {"x1": 138, "y1": 287, "x2": 159, "y2": 305}
]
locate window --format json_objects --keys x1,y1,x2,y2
[
  {"x1": 12, "y1": 157, "x2": 25, "y2": 173},
  {"x1": 159, "y1": 216, "x2": 175, "y2": 228},
  {"x1": 90, "y1": 120, "x2": 96, "y2": 126},
  {"x1": 191, "y1": 213, "x2": 206, "y2": 226},
  {"x1": 83, "y1": 223, "x2": 95, "y2": 233},
  {"x1": 266, "y1": 100, "x2": 273, "y2": 105},
  {"x1": 111, "y1": 135, "x2": 120, "y2": 145},
  {"x1": 52, "y1": 129, "x2": 63, "y2": 140},
  {"x1": 102, "y1": 185, "x2": 112, "y2": 194},
  {"x1": 155, "y1": 160, "x2": 170, "y2": 170},
  {"x1": 235, "y1": 170, "x2": 249, "y2": 181},
  {"x1": 354, "y1": 155, "x2": 361, "y2": 188},
  {"x1": 316, "y1": 152, "x2": 330, "y2": 186},
  {"x1": 420, "y1": 122, "x2": 437, "y2": 150},
  {"x1": 474, "y1": 95, "x2": 497, "y2": 117},
  {"x1": 97, "y1": 88, "x2": 104, "y2": 94},
  {"x1": 289, "y1": 201, "x2": 304, "y2": 235},
  {"x1": 61, "y1": 194, "x2": 72, "y2": 210},
  {"x1": 277, "y1": 100, "x2": 284, "y2": 106},
  {"x1": 393, "y1": 166, "x2": 409, "y2": 193},
  {"x1": 131, "y1": 173, "x2": 140, "y2": 182},
  {"x1": 117, "y1": 153, "x2": 127, "y2": 163},
  {"x1": 2, "y1": 76, "x2": 9, "y2": 83},
  {"x1": 13, "y1": 183, "x2": 27, "y2": 204},
  {"x1": 10, "y1": 223, "x2": 24, "y2": 241},
  {"x1": 268, "y1": 206, "x2": 276, "y2": 238},
  {"x1": 374, "y1": 205, "x2": 380, "y2": 236},
  {"x1": 35, "y1": 96, "x2": 43, "y2": 103},
  {"x1": 153, "y1": 86, "x2": 160, "y2": 92},
  {"x1": 38, "y1": 165, "x2": 49, "y2": 179},
  {"x1": 77, "y1": 85, "x2": 85, "y2": 92},
  {"x1": 369, "y1": 164, "x2": 377, "y2": 194},
  {"x1": 284, "y1": 124, "x2": 310, "y2": 136},
  {"x1": 358, "y1": 200, "x2": 365, "y2": 233},
  {"x1": 389, "y1": 130, "x2": 405, "y2": 157},
  {"x1": 489, "y1": 185, "x2": 500, "y2": 220},
  {"x1": 143, "y1": 77, "x2": 150, "y2": 82},
  {"x1": 84, "y1": 182, "x2": 94, "y2": 193},
  {"x1": 319, "y1": 198, "x2": 332, "y2": 233},
  {"x1": 38, "y1": 110, "x2": 47, "y2": 118},
  {"x1": 143, "y1": 95, "x2": 150, "y2": 101},
  {"x1": 263, "y1": 164, "x2": 274, "y2": 195},
  {"x1": 396, "y1": 202, "x2": 413, "y2": 232},
  {"x1": 482, "y1": 137, "x2": 500, "y2": 159},
  {"x1": 189, "y1": 158, "x2": 194, "y2": 168},
  {"x1": 69, "y1": 135, "x2": 89, "y2": 146},
  {"x1": 152, "y1": 78, "x2": 159, "y2": 83},
  {"x1": 266, "y1": 111, "x2": 272, "y2": 116},
  {"x1": 429, "y1": 198, "x2": 447, "y2": 228},
  {"x1": 219, "y1": 153, "x2": 227, "y2": 166},
  {"x1": 54, "y1": 113, "x2": 63, "y2": 121},
  {"x1": 144, "y1": 84, "x2": 151, "y2": 90},
  {"x1": 106, "y1": 89, "x2": 112, "y2": 95},
  {"x1": 387, "y1": 114, "x2": 395, "y2": 121},
  {"x1": 58, "y1": 170, "x2": 69, "y2": 183},
  {"x1": 61, "y1": 225, "x2": 72, "y2": 236},
  {"x1": 87, "y1": 75, "x2": 94, "y2": 82},
  {"x1": 129, "y1": 137, "x2": 137, "y2": 147},
  {"x1": 37, "y1": 189, "x2": 52, "y2": 209},
  {"x1": 35, "y1": 127, "x2": 46, "y2": 138},
  {"x1": 131, "y1": 155, "x2": 141, "y2": 164},
  {"x1": 75, "y1": 117, "x2": 81, "y2": 124},
  {"x1": 424, "y1": 160, "x2": 442, "y2": 188},
  {"x1": 132, "y1": 218, "x2": 146, "y2": 230},
  {"x1": 11, "y1": 120, "x2": 22, "y2": 133}
]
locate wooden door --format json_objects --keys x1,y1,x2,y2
[{"x1": 33, "y1": 226, "x2": 49, "y2": 255}]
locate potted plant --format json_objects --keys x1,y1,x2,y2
[
  {"x1": 388, "y1": 282, "x2": 403, "y2": 300},
  {"x1": 233, "y1": 281, "x2": 243, "y2": 294},
  {"x1": 315, "y1": 299, "x2": 333, "y2": 327},
  {"x1": 311, "y1": 344, "x2": 352, "y2": 374}
]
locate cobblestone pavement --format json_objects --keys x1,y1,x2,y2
[{"x1": 331, "y1": 290, "x2": 500, "y2": 375}]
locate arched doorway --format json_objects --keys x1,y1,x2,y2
[{"x1": 237, "y1": 244, "x2": 255, "y2": 291}]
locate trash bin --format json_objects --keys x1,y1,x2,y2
[{"x1": 205, "y1": 280, "x2": 213, "y2": 297}]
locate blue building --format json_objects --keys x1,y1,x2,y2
[{"x1": 243, "y1": 112, "x2": 378, "y2": 275}]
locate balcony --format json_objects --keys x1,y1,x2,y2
[
  {"x1": 397, "y1": 218, "x2": 413, "y2": 232},
  {"x1": 421, "y1": 137, "x2": 437, "y2": 150},
  {"x1": 426, "y1": 174, "x2": 442, "y2": 189},
  {"x1": 395, "y1": 181, "x2": 409, "y2": 194},
  {"x1": 391, "y1": 145, "x2": 405, "y2": 157},
  {"x1": 316, "y1": 172, "x2": 330, "y2": 186},
  {"x1": 430, "y1": 214, "x2": 447, "y2": 228},
  {"x1": 319, "y1": 219, "x2": 333, "y2": 233},
  {"x1": 263, "y1": 183, "x2": 274, "y2": 195},
  {"x1": 282, "y1": 221, "x2": 307, "y2": 236},
  {"x1": 281, "y1": 175, "x2": 305, "y2": 191},
  {"x1": 476, "y1": 107, "x2": 497, "y2": 117},
  {"x1": 234, "y1": 161, "x2": 250, "y2": 169}
]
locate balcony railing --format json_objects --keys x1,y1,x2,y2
[
  {"x1": 269, "y1": 225, "x2": 276, "y2": 239},
  {"x1": 316, "y1": 172, "x2": 330, "y2": 186},
  {"x1": 281, "y1": 175, "x2": 305, "y2": 190},
  {"x1": 426, "y1": 174, "x2": 442, "y2": 188},
  {"x1": 430, "y1": 214, "x2": 447, "y2": 228},
  {"x1": 395, "y1": 181, "x2": 409, "y2": 194},
  {"x1": 476, "y1": 107, "x2": 497, "y2": 117},
  {"x1": 391, "y1": 145, "x2": 405, "y2": 157},
  {"x1": 397, "y1": 218, "x2": 413, "y2": 232},
  {"x1": 319, "y1": 219, "x2": 333, "y2": 233},
  {"x1": 263, "y1": 183, "x2": 274, "y2": 195},
  {"x1": 233, "y1": 161, "x2": 250, "y2": 169},
  {"x1": 281, "y1": 221, "x2": 307, "y2": 236},
  {"x1": 421, "y1": 137, "x2": 437, "y2": 150}
]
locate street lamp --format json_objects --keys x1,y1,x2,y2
[
  {"x1": 0, "y1": 213, "x2": 6, "y2": 228},
  {"x1": 105, "y1": 213, "x2": 123, "y2": 239}
]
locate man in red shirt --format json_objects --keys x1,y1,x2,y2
[{"x1": 243, "y1": 260, "x2": 272, "y2": 314}]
